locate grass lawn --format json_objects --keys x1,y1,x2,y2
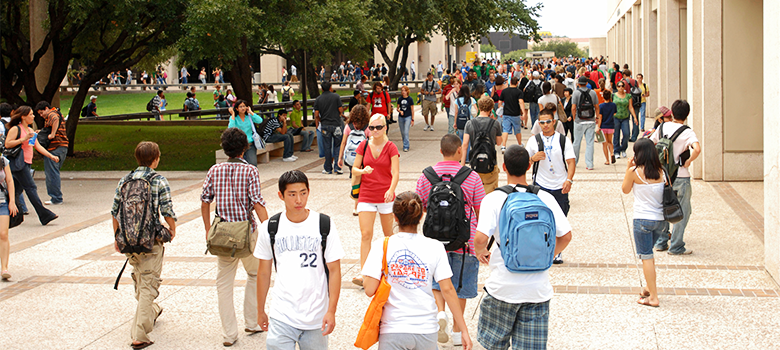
[
  {"x1": 31, "y1": 124, "x2": 226, "y2": 171},
  {"x1": 57, "y1": 90, "x2": 359, "y2": 118}
]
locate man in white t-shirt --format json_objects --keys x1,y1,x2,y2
[
  {"x1": 255, "y1": 171, "x2": 344, "y2": 349},
  {"x1": 473, "y1": 145, "x2": 572, "y2": 350},
  {"x1": 649, "y1": 100, "x2": 701, "y2": 255}
]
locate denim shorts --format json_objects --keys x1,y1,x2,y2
[
  {"x1": 633, "y1": 219, "x2": 667, "y2": 260},
  {"x1": 432, "y1": 252, "x2": 479, "y2": 299},
  {"x1": 502, "y1": 115, "x2": 522, "y2": 134},
  {"x1": 0, "y1": 202, "x2": 8, "y2": 216}
]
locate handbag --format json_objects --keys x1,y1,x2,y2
[
  {"x1": 350, "y1": 141, "x2": 370, "y2": 199},
  {"x1": 249, "y1": 118, "x2": 266, "y2": 151},
  {"x1": 354, "y1": 237, "x2": 391, "y2": 350},
  {"x1": 2, "y1": 126, "x2": 23, "y2": 159},
  {"x1": 662, "y1": 171, "x2": 684, "y2": 224}
]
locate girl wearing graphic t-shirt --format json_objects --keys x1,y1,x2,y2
[
  {"x1": 362, "y1": 192, "x2": 473, "y2": 350},
  {"x1": 351, "y1": 114, "x2": 399, "y2": 286}
]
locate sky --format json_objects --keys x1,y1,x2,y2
[{"x1": 533, "y1": 0, "x2": 609, "y2": 38}]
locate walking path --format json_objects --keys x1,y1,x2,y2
[{"x1": 2, "y1": 107, "x2": 776, "y2": 349}]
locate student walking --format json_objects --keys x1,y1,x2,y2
[
  {"x1": 111, "y1": 141, "x2": 177, "y2": 349},
  {"x1": 621, "y1": 138, "x2": 668, "y2": 307},
  {"x1": 0, "y1": 155, "x2": 17, "y2": 280},
  {"x1": 461, "y1": 96, "x2": 503, "y2": 194},
  {"x1": 361, "y1": 191, "x2": 473, "y2": 350},
  {"x1": 396, "y1": 86, "x2": 416, "y2": 152},
  {"x1": 255, "y1": 170, "x2": 344, "y2": 349},
  {"x1": 415, "y1": 134, "x2": 485, "y2": 346},
  {"x1": 351, "y1": 114, "x2": 399, "y2": 286},
  {"x1": 498, "y1": 77, "x2": 526, "y2": 154},
  {"x1": 35, "y1": 102, "x2": 69, "y2": 205},
  {"x1": 571, "y1": 76, "x2": 601, "y2": 170},
  {"x1": 314, "y1": 81, "x2": 346, "y2": 175},
  {"x1": 473, "y1": 145, "x2": 573, "y2": 350},
  {"x1": 227, "y1": 100, "x2": 264, "y2": 166},
  {"x1": 338, "y1": 105, "x2": 370, "y2": 216},
  {"x1": 201, "y1": 128, "x2": 269, "y2": 346},
  {"x1": 599, "y1": 90, "x2": 617, "y2": 164},
  {"x1": 612, "y1": 81, "x2": 637, "y2": 159}
]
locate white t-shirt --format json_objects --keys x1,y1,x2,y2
[
  {"x1": 650, "y1": 122, "x2": 699, "y2": 178},
  {"x1": 254, "y1": 210, "x2": 345, "y2": 330},
  {"x1": 361, "y1": 232, "x2": 452, "y2": 334},
  {"x1": 537, "y1": 93, "x2": 559, "y2": 109},
  {"x1": 476, "y1": 186, "x2": 571, "y2": 304},
  {"x1": 526, "y1": 133, "x2": 575, "y2": 190},
  {"x1": 530, "y1": 120, "x2": 566, "y2": 136}
]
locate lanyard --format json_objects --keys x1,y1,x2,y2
[{"x1": 542, "y1": 134, "x2": 556, "y2": 174}]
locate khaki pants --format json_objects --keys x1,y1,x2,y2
[
  {"x1": 127, "y1": 244, "x2": 164, "y2": 343},
  {"x1": 217, "y1": 253, "x2": 260, "y2": 343},
  {"x1": 422, "y1": 100, "x2": 437, "y2": 120},
  {"x1": 478, "y1": 166, "x2": 500, "y2": 194}
]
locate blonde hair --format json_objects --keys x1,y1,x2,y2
[{"x1": 369, "y1": 113, "x2": 388, "y2": 141}]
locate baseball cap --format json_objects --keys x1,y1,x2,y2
[
  {"x1": 90, "y1": 95, "x2": 98, "y2": 100},
  {"x1": 578, "y1": 76, "x2": 589, "y2": 85},
  {"x1": 532, "y1": 71, "x2": 540, "y2": 78},
  {"x1": 655, "y1": 106, "x2": 672, "y2": 118}
]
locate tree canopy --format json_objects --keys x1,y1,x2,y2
[{"x1": 531, "y1": 39, "x2": 586, "y2": 58}]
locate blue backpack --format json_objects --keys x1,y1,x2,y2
[{"x1": 491, "y1": 184, "x2": 556, "y2": 273}]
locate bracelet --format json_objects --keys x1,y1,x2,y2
[{"x1": 566, "y1": 179, "x2": 573, "y2": 184}]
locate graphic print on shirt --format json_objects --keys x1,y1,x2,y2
[
  {"x1": 373, "y1": 96, "x2": 383, "y2": 108},
  {"x1": 276, "y1": 235, "x2": 321, "y2": 268},
  {"x1": 387, "y1": 249, "x2": 429, "y2": 289}
]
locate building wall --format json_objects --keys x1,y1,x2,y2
[
  {"x1": 764, "y1": 0, "x2": 780, "y2": 286},
  {"x1": 481, "y1": 32, "x2": 528, "y2": 54},
  {"x1": 590, "y1": 38, "x2": 607, "y2": 57}
]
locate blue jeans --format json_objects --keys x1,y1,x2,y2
[
  {"x1": 656, "y1": 177, "x2": 692, "y2": 253},
  {"x1": 13, "y1": 163, "x2": 56, "y2": 224},
  {"x1": 44, "y1": 146, "x2": 67, "y2": 203},
  {"x1": 320, "y1": 125, "x2": 343, "y2": 173},
  {"x1": 448, "y1": 113, "x2": 456, "y2": 134},
  {"x1": 316, "y1": 129, "x2": 325, "y2": 157},
  {"x1": 288, "y1": 129, "x2": 315, "y2": 151},
  {"x1": 529, "y1": 102, "x2": 539, "y2": 126},
  {"x1": 639, "y1": 102, "x2": 647, "y2": 131},
  {"x1": 398, "y1": 116, "x2": 411, "y2": 150},
  {"x1": 635, "y1": 219, "x2": 667, "y2": 259},
  {"x1": 266, "y1": 133, "x2": 294, "y2": 158},
  {"x1": 613, "y1": 118, "x2": 631, "y2": 153},
  {"x1": 243, "y1": 144, "x2": 258, "y2": 166},
  {"x1": 267, "y1": 317, "x2": 327, "y2": 350},
  {"x1": 630, "y1": 109, "x2": 640, "y2": 141},
  {"x1": 181, "y1": 76, "x2": 188, "y2": 84},
  {"x1": 432, "y1": 253, "x2": 479, "y2": 299},
  {"x1": 573, "y1": 122, "x2": 595, "y2": 169},
  {"x1": 457, "y1": 129, "x2": 471, "y2": 159}
]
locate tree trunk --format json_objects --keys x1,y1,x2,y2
[
  {"x1": 225, "y1": 37, "x2": 254, "y2": 104},
  {"x1": 304, "y1": 60, "x2": 320, "y2": 99},
  {"x1": 377, "y1": 35, "x2": 414, "y2": 91},
  {"x1": 65, "y1": 80, "x2": 93, "y2": 156}
]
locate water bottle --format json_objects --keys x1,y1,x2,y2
[{"x1": 29, "y1": 132, "x2": 37, "y2": 146}]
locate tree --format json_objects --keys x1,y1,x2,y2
[
  {"x1": 1, "y1": 0, "x2": 187, "y2": 155},
  {"x1": 531, "y1": 39, "x2": 586, "y2": 58},
  {"x1": 481, "y1": 44, "x2": 499, "y2": 53},
  {"x1": 504, "y1": 49, "x2": 532, "y2": 62}
]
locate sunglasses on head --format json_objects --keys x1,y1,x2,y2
[
  {"x1": 368, "y1": 125, "x2": 385, "y2": 131},
  {"x1": 539, "y1": 119, "x2": 554, "y2": 125}
]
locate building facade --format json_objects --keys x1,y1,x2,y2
[
  {"x1": 481, "y1": 32, "x2": 529, "y2": 54},
  {"x1": 606, "y1": 0, "x2": 780, "y2": 284}
]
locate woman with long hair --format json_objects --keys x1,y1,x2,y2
[
  {"x1": 4, "y1": 106, "x2": 59, "y2": 225},
  {"x1": 599, "y1": 90, "x2": 617, "y2": 164},
  {"x1": 446, "y1": 79, "x2": 462, "y2": 134},
  {"x1": 351, "y1": 114, "x2": 399, "y2": 286},
  {"x1": 621, "y1": 138, "x2": 667, "y2": 308},
  {"x1": 227, "y1": 100, "x2": 264, "y2": 165},
  {"x1": 613, "y1": 81, "x2": 638, "y2": 159},
  {"x1": 0, "y1": 151, "x2": 18, "y2": 280},
  {"x1": 362, "y1": 192, "x2": 472, "y2": 350}
]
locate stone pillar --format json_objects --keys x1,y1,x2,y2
[
  {"x1": 687, "y1": 0, "x2": 703, "y2": 179},
  {"x1": 29, "y1": 0, "x2": 60, "y2": 107},
  {"x1": 633, "y1": 4, "x2": 642, "y2": 72},
  {"x1": 626, "y1": 11, "x2": 632, "y2": 67},
  {"x1": 643, "y1": 1, "x2": 658, "y2": 113},
  {"x1": 764, "y1": 0, "x2": 780, "y2": 282},
  {"x1": 658, "y1": 0, "x2": 681, "y2": 105},
  {"x1": 699, "y1": 0, "x2": 723, "y2": 181}
]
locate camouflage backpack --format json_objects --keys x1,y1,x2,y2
[{"x1": 115, "y1": 172, "x2": 169, "y2": 254}]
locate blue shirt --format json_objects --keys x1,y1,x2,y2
[
  {"x1": 228, "y1": 113, "x2": 264, "y2": 144},
  {"x1": 599, "y1": 102, "x2": 616, "y2": 129},
  {"x1": 485, "y1": 80, "x2": 495, "y2": 95}
]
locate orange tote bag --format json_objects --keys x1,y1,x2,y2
[{"x1": 354, "y1": 237, "x2": 391, "y2": 349}]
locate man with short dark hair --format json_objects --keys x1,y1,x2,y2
[
  {"x1": 571, "y1": 76, "x2": 601, "y2": 170},
  {"x1": 498, "y1": 77, "x2": 526, "y2": 154},
  {"x1": 34, "y1": 101, "x2": 69, "y2": 205},
  {"x1": 650, "y1": 100, "x2": 701, "y2": 255},
  {"x1": 313, "y1": 82, "x2": 345, "y2": 174},
  {"x1": 263, "y1": 109, "x2": 297, "y2": 162},
  {"x1": 421, "y1": 73, "x2": 441, "y2": 131}
]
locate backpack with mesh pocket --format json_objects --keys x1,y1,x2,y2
[{"x1": 115, "y1": 172, "x2": 167, "y2": 254}]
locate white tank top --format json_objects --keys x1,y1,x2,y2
[{"x1": 633, "y1": 169, "x2": 664, "y2": 221}]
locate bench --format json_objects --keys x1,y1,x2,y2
[{"x1": 215, "y1": 133, "x2": 317, "y2": 164}]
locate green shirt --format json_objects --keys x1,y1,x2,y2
[
  {"x1": 289, "y1": 109, "x2": 304, "y2": 128},
  {"x1": 614, "y1": 93, "x2": 631, "y2": 120}
]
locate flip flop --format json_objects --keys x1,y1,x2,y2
[
  {"x1": 131, "y1": 341, "x2": 154, "y2": 349},
  {"x1": 639, "y1": 288, "x2": 650, "y2": 298},
  {"x1": 637, "y1": 297, "x2": 659, "y2": 308},
  {"x1": 1, "y1": 271, "x2": 10, "y2": 280},
  {"x1": 352, "y1": 276, "x2": 364, "y2": 287}
]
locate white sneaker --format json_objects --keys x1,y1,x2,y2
[
  {"x1": 425, "y1": 125, "x2": 431, "y2": 131},
  {"x1": 290, "y1": 155, "x2": 298, "y2": 160},
  {"x1": 437, "y1": 311, "x2": 449, "y2": 343},
  {"x1": 429, "y1": 126, "x2": 434, "y2": 132},
  {"x1": 621, "y1": 151, "x2": 627, "y2": 158},
  {"x1": 452, "y1": 332, "x2": 462, "y2": 346},
  {"x1": 501, "y1": 146, "x2": 506, "y2": 154},
  {"x1": 282, "y1": 157, "x2": 297, "y2": 162},
  {"x1": 615, "y1": 153, "x2": 622, "y2": 159}
]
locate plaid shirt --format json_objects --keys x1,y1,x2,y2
[
  {"x1": 201, "y1": 158, "x2": 266, "y2": 232},
  {"x1": 111, "y1": 167, "x2": 177, "y2": 221}
]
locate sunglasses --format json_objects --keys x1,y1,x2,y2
[
  {"x1": 538, "y1": 120, "x2": 554, "y2": 125},
  {"x1": 368, "y1": 125, "x2": 385, "y2": 131},
  {"x1": 617, "y1": 84, "x2": 625, "y2": 88}
]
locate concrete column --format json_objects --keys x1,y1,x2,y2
[
  {"x1": 765, "y1": 0, "x2": 780, "y2": 283},
  {"x1": 29, "y1": 0, "x2": 60, "y2": 107},
  {"x1": 687, "y1": 0, "x2": 703, "y2": 179},
  {"x1": 633, "y1": 4, "x2": 642, "y2": 72},
  {"x1": 699, "y1": 0, "x2": 723, "y2": 181},
  {"x1": 643, "y1": 1, "x2": 658, "y2": 113},
  {"x1": 658, "y1": 0, "x2": 681, "y2": 105},
  {"x1": 626, "y1": 11, "x2": 633, "y2": 67}
]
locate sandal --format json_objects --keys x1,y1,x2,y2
[
  {"x1": 637, "y1": 297, "x2": 659, "y2": 308},
  {"x1": 131, "y1": 341, "x2": 154, "y2": 349},
  {"x1": 1, "y1": 271, "x2": 10, "y2": 280},
  {"x1": 639, "y1": 288, "x2": 650, "y2": 298},
  {"x1": 352, "y1": 276, "x2": 364, "y2": 287}
]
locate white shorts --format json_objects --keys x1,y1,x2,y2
[{"x1": 357, "y1": 202, "x2": 394, "y2": 214}]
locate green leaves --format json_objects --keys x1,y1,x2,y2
[{"x1": 531, "y1": 39, "x2": 585, "y2": 58}]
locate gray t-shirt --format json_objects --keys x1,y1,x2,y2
[
  {"x1": 571, "y1": 87, "x2": 599, "y2": 124},
  {"x1": 421, "y1": 80, "x2": 440, "y2": 101},
  {"x1": 313, "y1": 91, "x2": 344, "y2": 126},
  {"x1": 464, "y1": 116, "x2": 502, "y2": 149}
]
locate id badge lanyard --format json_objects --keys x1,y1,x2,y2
[{"x1": 543, "y1": 134, "x2": 556, "y2": 175}]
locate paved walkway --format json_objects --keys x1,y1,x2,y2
[{"x1": 2, "y1": 107, "x2": 776, "y2": 349}]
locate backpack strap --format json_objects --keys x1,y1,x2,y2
[
  {"x1": 319, "y1": 213, "x2": 331, "y2": 288},
  {"x1": 532, "y1": 134, "x2": 543, "y2": 182},
  {"x1": 451, "y1": 166, "x2": 473, "y2": 185},
  {"x1": 669, "y1": 125, "x2": 689, "y2": 142},
  {"x1": 422, "y1": 166, "x2": 441, "y2": 189},
  {"x1": 559, "y1": 133, "x2": 568, "y2": 172},
  {"x1": 268, "y1": 212, "x2": 282, "y2": 271}
]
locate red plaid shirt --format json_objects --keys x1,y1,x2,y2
[{"x1": 201, "y1": 158, "x2": 266, "y2": 232}]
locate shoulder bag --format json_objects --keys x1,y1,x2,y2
[
  {"x1": 354, "y1": 237, "x2": 391, "y2": 350},
  {"x1": 662, "y1": 171, "x2": 684, "y2": 224},
  {"x1": 350, "y1": 141, "x2": 370, "y2": 199},
  {"x1": 3, "y1": 126, "x2": 25, "y2": 172},
  {"x1": 249, "y1": 116, "x2": 266, "y2": 151},
  {"x1": 205, "y1": 159, "x2": 256, "y2": 258}
]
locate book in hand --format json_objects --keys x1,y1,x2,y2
[{"x1": 595, "y1": 130, "x2": 606, "y2": 143}]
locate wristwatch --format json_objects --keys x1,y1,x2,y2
[{"x1": 566, "y1": 179, "x2": 573, "y2": 184}]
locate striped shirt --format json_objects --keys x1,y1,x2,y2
[
  {"x1": 42, "y1": 109, "x2": 69, "y2": 151},
  {"x1": 201, "y1": 158, "x2": 266, "y2": 232},
  {"x1": 415, "y1": 161, "x2": 486, "y2": 255},
  {"x1": 111, "y1": 167, "x2": 177, "y2": 221}
]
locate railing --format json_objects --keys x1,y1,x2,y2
[{"x1": 59, "y1": 80, "x2": 432, "y2": 93}]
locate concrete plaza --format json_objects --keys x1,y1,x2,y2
[{"x1": 1, "y1": 108, "x2": 776, "y2": 349}]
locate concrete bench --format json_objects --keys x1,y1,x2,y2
[{"x1": 215, "y1": 133, "x2": 316, "y2": 164}]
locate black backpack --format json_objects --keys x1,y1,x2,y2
[
  {"x1": 281, "y1": 87, "x2": 292, "y2": 102},
  {"x1": 625, "y1": 79, "x2": 642, "y2": 110},
  {"x1": 455, "y1": 98, "x2": 472, "y2": 129},
  {"x1": 422, "y1": 166, "x2": 472, "y2": 252},
  {"x1": 268, "y1": 212, "x2": 332, "y2": 284},
  {"x1": 469, "y1": 118, "x2": 497, "y2": 173},
  {"x1": 146, "y1": 98, "x2": 156, "y2": 112},
  {"x1": 576, "y1": 87, "x2": 596, "y2": 120},
  {"x1": 81, "y1": 104, "x2": 90, "y2": 117},
  {"x1": 532, "y1": 133, "x2": 568, "y2": 182},
  {"x1": 524, "y1": 80, "x2": 543, "y2": 103}
]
